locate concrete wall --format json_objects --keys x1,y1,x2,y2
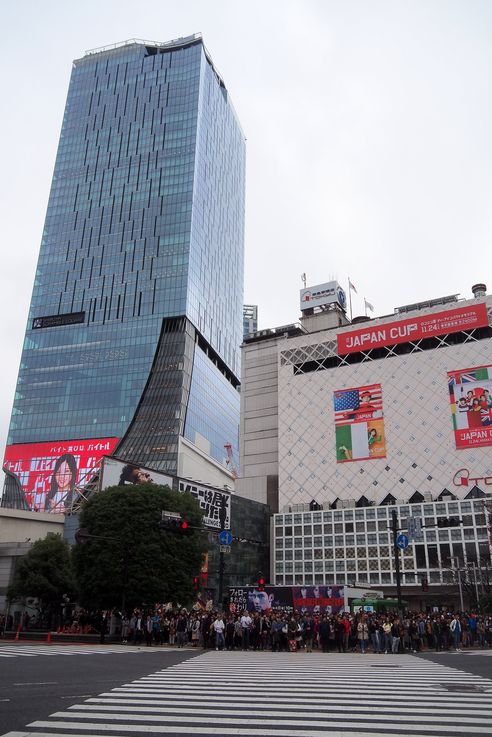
[
  {"x1": 237, "y1": 337, "x2": 279, "y2": 508},
  {"x1": 0, "y1": 509, "x2": 65, "y2": 612}
]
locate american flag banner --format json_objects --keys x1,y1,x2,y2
[
  {"x1": 333, "y1": 384, "x2": 386, "y2": 463},
  {"x1": 333, "y1": 384, "x2": 383, "y2": 426}
]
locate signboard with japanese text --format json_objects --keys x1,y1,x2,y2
[
  {"x1": 228, "y1": 587, "x2": 294, "y2": 614},
  {"x1": 448, "y1": 364, "x2": 492, "y2": 449},
  {"x1": 178, "y1": 479, "x2": 231, "y2": 530},
  {"x1": 3, "y1": 437, "x2": 119, "y2": 513},
  {"x1": 334, "y1": 383, "x2": 386, "y2": 462},
  {"x1": 337, "y1": 303, "x2": 489, "y2": 355}
]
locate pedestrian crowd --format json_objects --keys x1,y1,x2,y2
[{"x1": 119, "y1": 608, "x2": 492, "y2": 654}]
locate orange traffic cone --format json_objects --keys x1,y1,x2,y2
[
  {"x1": 15, "y1": 625, "x2": 21, "y2": 641},
  {"x1": 46, "y1": 631, "x2": 51, "y2": 644}
]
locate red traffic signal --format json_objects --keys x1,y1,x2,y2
[
  {"x1": 181, "y1": 520, "x2": 189, "y2": 530},
  {"x1": 258, "y1": 573, "x2": 265, "y2": 591}
]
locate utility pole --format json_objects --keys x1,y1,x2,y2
[
  {"x1": 391, "y1": 509, "x2": 403, "y2": 611},
  {"x1": 218, "y1": 551, "x2": 225, "y2": 609},
  {"x1": 452, "y1": 556, "x2": 465, "y2": 612},
  {"x1": 471, "y1": 562, "x2": 480, "y2": 609}
]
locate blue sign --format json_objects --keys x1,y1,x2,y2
[
  {"x1": 219, "y1": 530, "x2": 233, "y2": 546},
  {"x1": 396, "y1": 533, "x2": 409, "y2": 550}
]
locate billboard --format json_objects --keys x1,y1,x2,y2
[
  {"x1": 101, "y1": 457, "x2": 173, "y2": 489},
  {"x1": 300, "y1": 281, "x2": 347, "y2": 312},
  {"x1": 228, "y1": 585, "x2": 345, "y2": 615},
  {"x1": 3, "y1": 437, "x2": 119, "y2": 512},
  {"x1": 334, "y1": 383, "x2": 386, "y2": 462},
  {"x1": 337, "y1": 303, "x2": 489, "y2": 355},
  {"x1": 448, "y1": 364, "x2": 492, "y2": 449},
  {"x1": 100, "y1": 459, "x2": 231, "y2": 530},
  {"x1": 177, "y1": 479, "x2": 231, "y2": 530}
]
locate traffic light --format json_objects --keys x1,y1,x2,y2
[
  {"x1": 192, "y1": 576, "x2": 199, "y2": 592},
  {"x1": 258, "y1": 573, "x2": 265, "y2": 591},
  {"x1": 421, "y1": 576, "x2": 429, "y2": 592},
  {"x1": 159, "y1": 511, "x2": 190, "y2": 531}
]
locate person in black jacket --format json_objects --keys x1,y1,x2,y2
[{"x1": 319, "y1": 615, "x2": 331, "y2": 653}]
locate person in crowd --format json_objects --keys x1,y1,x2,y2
[
  {"x1": 357, "y1": 615, "x2": 369, "y2": 654},
  {"x1": 213, "y1": 612, "x2": 225, "y2": 651},
  {"x1": 240, "y1": 610, "x2": 252, "y2": 650}
]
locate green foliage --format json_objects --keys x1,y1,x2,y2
[
  {"x1": 7, "y1": 534, "x2": 75, "y2": 609},
  {"x1": 72, "y1": 484, "x2": 205, "y2": 611}
]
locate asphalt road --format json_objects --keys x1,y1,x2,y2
[
  {"x1": 417, "y1": 650, "x2": 492, "y2": 680},
  {"x1": 0, "y1": 646, "x2": 198, "y2": 734}
]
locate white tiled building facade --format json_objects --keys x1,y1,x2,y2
[{"x1": 238, "y1": 289, "x2": 492, "y2": 601}]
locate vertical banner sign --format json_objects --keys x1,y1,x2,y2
[
  {"x1": 448, "y1": 364, "x2": 492, "y2": 449},
  {"x1": 334, "y1": 383, "x2": 386, "y2": 462}
]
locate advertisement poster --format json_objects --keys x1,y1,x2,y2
[
  {"x1": 448, "y1": 364, "x2": 492, "y2": 449},
  {"x1": 3, "y1": 437, "x2": 119, "y2": 512},
  {"x1": 292, "y1": 585, "x2": 345, "y2": 614},
  {"x1": 178, "y1": 479, "x2": 231, "y2": 530},
  {"x1": 228, "y1": 586, "x2": 345, "y2": 614},
  {"x1": 228, "y1": 587, "x2": 294, "y2": 614},
  {"x1": 334, "y1": 383, "x2": 386, "y2": 462},
  {"x1": 101, "y1": 457, "x2": 173, "y2": 490},
  {"x1": 337, "y1": 303, "x2": 489, "y2": 355}
]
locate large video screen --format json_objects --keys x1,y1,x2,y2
[{"x1": 3, "y1": 437, "x2": 119, "y2": 512}]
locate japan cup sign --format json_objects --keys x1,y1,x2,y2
[{"x1": 337, "y1": 303, "x2": 488, "y2": 355}]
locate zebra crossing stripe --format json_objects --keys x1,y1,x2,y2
[
  {"x1": 0, "y1": 645, "x2": 173, "y2": 658},
  {"x1": 3, "y1": 652, "x2": 492, "y2": 737}
]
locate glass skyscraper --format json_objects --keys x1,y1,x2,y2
[{"x1": 4, "y1": 35, "x2": 245, "y2": 505}]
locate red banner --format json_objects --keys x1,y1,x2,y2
[
  {"x1": 337, "y1": 303, "x2": 489, "y2": 355},
  {"x1": 3, "y1": 437, "x2": 119, "y2": 512}
]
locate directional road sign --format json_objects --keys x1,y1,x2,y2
[
  {"x1": 396, "y1": 533, "x2": 409, "y2": 550},
  {"x1": 218, "y1": 530, "x2": 233, "y2": 546}
]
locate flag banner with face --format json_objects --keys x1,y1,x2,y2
[
  {"x1": 333, "y1": 383, "x2": 386, "y2": 462},
  {"x1": 448, "y1": 364, "x2": 492, "y2": 449}
]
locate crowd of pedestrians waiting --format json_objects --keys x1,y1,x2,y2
[{"x1": 120, "y1": 608, "x2": 492, "y2": 653}]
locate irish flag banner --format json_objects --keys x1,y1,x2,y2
[{"x1": 333, "y1": 383, "x2": 386, "y2": 462}]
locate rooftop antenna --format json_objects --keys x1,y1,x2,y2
[{"x1": 301, "y1": 272, "x2": 307, "y2": 289}]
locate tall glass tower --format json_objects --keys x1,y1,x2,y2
[{"x1": 4, "y1": 35, "x2": 245, "y2": 506}]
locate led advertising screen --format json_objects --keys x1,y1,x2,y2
[
  {"x1": 3, "y1": 437, "x2": 119, "y2": 513},
  {"x1": 448, "y1": 364, "x2": 492, "y2": 449},
  {"x1": 334, "y1": 383, "x2": 386, "y2": 462},
  {"x1": 101, "y1": 457, "x2": 173, "y2": 490}
]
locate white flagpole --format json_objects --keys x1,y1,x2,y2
[{"x1": 348, "y1": 278, "x2": 353, "y2": 321}]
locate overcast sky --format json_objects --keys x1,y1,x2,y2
[{"x1": 1, "y1": 0, "x2": 492, "y2": 461}]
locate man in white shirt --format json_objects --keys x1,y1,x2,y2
[
  {"x1": 240, "y1": 611, "x2": 252, "y2": 650},
  {"x1": 213, "y1": 613, "x2": 225, "y2": 651}
]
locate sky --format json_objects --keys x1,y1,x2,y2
[{"x1": 1, "y1": 0, "x2": 492, "y2": 462}]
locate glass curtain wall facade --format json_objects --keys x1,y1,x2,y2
[{"x1": 6, "y1": 36, "x2": 244, "y2": 481}]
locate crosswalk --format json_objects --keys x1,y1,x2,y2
[
  {"x1": 431, "y1": 649, "x2": 492, "y2": 658},
  {"x1": 2, "y1": 651, "x2": 492, "y2": 737},
  {"x1": 0, "y1": 644, "x2": 184, "y2": 658}
]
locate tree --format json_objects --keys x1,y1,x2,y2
[
  {"x1": 7, "y1": 534, "x2": 75, "y2": 614},
  {"x1": 72, "y1": 484, "x2": 205, "y2": 611}
]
